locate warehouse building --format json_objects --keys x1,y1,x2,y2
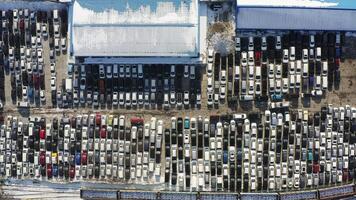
[
  {"x1": 236, "y1": 0, "x2": 356, "y2": 31},
  {"x1": 68, "y1": 0, "x2": 205, "y2": 64}
]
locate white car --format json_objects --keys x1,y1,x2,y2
[
  {"x1": 207, "y1": 63, "x2": 213, "y2": 77},
  {"x1": 207, "y1": 48, "x2": 214, "y2": 63},
  {"x1": 207, "y1": 77, "x2": 213, "y2": 94},
  {"x1": 276, "y1": 36, "x2": 282, "y2": 49},
  {"x1": 61, "y1": 38, "x2": 67, "y2": 52},
  {"x1": 220, "y1": 70, "x2": 226, "y2": 85},
  {"x1": 50, "y1": 77, "x2": 56, "y2": 91},
  {"x1": 219, "y1": 85, "x2": 226, "y2": 100},
  {"x1": 261, "y1": 36, "x2": 267, "y2": 51},
  {"x1": 241, "y1": 52, "x2": 247, "y2": 67},
  {"x1": 282, "y1": 49, "x2": 289, "y2": 63},
  {"x1": 248, "y1": 36, "x2": 254, "y2": 51},
  {"x1": 22, "y1": 86, "x2": 28, "y2": 102}
]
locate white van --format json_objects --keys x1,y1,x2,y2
[
  {"x1": 289, "y1": 75, "x2": 295, "y2": 89},
  {"x1": 322, "y1": 76, "x2": 328, "y2": 90},
  {"x1": 315, "y1": 76, "x2": 321, "y2": 90},
  {"x1": 302, "y1": 63, "x2": 308, "y2": 78},
  {"x1": 255, "y1": 66, "x2": 261, "y2": 80},
  {"x1": 316, "y1": 47, "x2": 322, "y2": 61},
  {"x1": 163, "y1": 93, "x2": 170, "y2": 110},
  {"x1": 302, "y1": 49, "x2": 308, "y2": 63},
  {"x1": 322, "y1": 61, "x2": 328, "y2": 75}
]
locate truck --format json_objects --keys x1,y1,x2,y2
[{"x1": 65, "y1": 78, "x2": 72, "y2": 93}]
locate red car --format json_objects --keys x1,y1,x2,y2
[
  {"x1": 95, "y1": 113, "x2": 101, "y2": 126},
  {"x1": 100, "y1": 128, "x2": 106, "y2": 138},
  {"x1": 255, "y1": 51, "x2": 261, "y2": 66},
  {"x1": 71, "y1": 116, "x2": 76, "y2": 128},
  {"x1": 312, "y1": 163, "x2": 320, "y2": 173},
  {"x1": 131, "y1": 117, "x2": 144, "y2": 126},
  {"x1": 81, "y1": 151, "x2": 87, "y2": 165},
  {"x1": 47, "y1": 164, "x2": 52, "y2": 178},
  {"x1": 342, "y1": 169, "x2": 349, "y2": 181},
  {"x1": 39, "y1": 151, "x2": 45, "y2": 165},
  {"x1": 39, "y1": 129, "x2": 46, "y2": 139},
  {"x1": 69, "y1": 166, "x2": 75, "y2": 179}
]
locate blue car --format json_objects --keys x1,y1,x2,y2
[
  {"x1": 271, "y1": 94, "x2": 283, "y2": 101},
  {"x1": 184, "y1": 118, "x2": 190, "y2": 129},
  {"x1": 53, "y1": 165, "x2": 58, "y2": 177},
  {"x1": 223, "y1": 151, "x2": 228, "y2": 164},
  {"x1": 309, "y1": 76, "x2": 314, "y2": 87},
  {"x1": 75, "y1": 153, "x2": 81, "y2": 165}
]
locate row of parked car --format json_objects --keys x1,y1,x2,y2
[
  {"x1": 0, "y1": 9, "x2": 66, "y2": 107},
  {"x1": 207, "y1": 32, "x2": 343, "y2": 107},
  {"x1": 0, "y1": 104, "x2": 355, "y2": 192},
  {"x1": 58, "y1": 64, "x2": 202, "y2": 109}
]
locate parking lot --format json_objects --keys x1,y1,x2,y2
[
  {"x1": 0, "y1": 105, "x2": 355, "y2": 192},
  {"x1": 1, "y1": 5, "x2": 356, "y2": 197}
]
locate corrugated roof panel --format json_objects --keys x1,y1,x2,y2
[
  {"x1": 71, "y1": 0, "x2": 198, "y2": 57},
  {"x1": 236, "y1": 7, "x2": 356, "y2": 30},
  {"x1": 73, "y1": 26, "x2": 198, "y2": 57}
]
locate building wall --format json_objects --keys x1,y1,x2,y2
[{"x1": 236, "y1": 7, "x2": 356, "y2": 31}]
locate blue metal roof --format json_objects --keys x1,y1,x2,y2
[
  {"x1": 236, "y1": 7, "x2": 356, "y2": 31},
  {"x1": 236, "y1": 0, "x2": 356, "y2": 10}
]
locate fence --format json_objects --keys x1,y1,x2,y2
[{"x1": 80, "y1": 183, "x2": 356, "y2": 200}]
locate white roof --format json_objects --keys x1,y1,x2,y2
[
  {"x1": 236, "y1": 7, "x2": 356, "y2": 31},
  {"x1": 71, "y1": 0, "x2": 198, "y2": 57}
]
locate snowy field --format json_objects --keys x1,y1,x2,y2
[{"x1": 3, "y1": 180, "x2": 80, "y2": 200}]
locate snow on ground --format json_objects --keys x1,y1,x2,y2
[
  {"x1": 3, "y1": 182, "x2": 81, "y2": 200},
  {"x1": 236, "y1": 0, "x2": 339, "y2": 8},
  {"x1": 73, "y1": 0, "x2": 197, "y2": 25},
  {"x1": 199, "y1": 2, "x2": 207, "y2": 61},
  {"x1": 0, "y1": 0, "x2": 66, "y2": 10}
]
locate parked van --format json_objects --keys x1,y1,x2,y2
[
  {"x1": 322, "y1": 76, "x2": 328, "y2": 90},
  {"x1": 302, "y1": 63, "x2": 308, "y2": 78},
  {"x1": 316, "y1": 47, "x2": 322, "y2": 61}
]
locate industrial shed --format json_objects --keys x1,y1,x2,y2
[
  {"x1": 236, "y1": 0, "x2": 356, "y2": 31},
  {"x1": 70, "y1": 0, "x2": 199, "y2": 58}
]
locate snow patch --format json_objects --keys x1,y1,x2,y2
[{"x1": 236, "y1": 0, "x2": 339, "y2": 8}]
